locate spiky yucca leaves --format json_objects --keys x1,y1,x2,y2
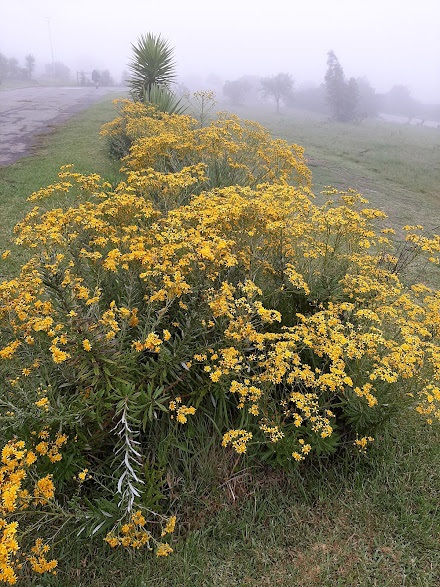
[
  {"x1": 144, "y1": 84, "x2": 187, "y2": 115},
  {"x1": 128, "y1": 33, "x2": 177, "y2": 103}
]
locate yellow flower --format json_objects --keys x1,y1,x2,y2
[
  {"x1": 77, "y1": 469, "x2": 89, "y2": 483},
  {"x1": 104, "y1": 533, "x2": 119, "y2": 548},
  {"x1": 131, "y1": 511, "x2": 146, "y2": 526},
  {"x1": 34, "y1": 475, "x2": 55, "y2": 502},
  {"x1": 82, "y1": 339, "x2": 92, "y2": 352},
  {"x1": 156, "y1": 543, "x2": 173, "y2": 557},
  {"x1": 27, "y1": 539, "x2": 58, "y2": 574},
  {"x1": 35, "y1": 397, "x2": 49, "y2": 410},
  {"x1": 161, "y1": 515, "x2": 176, "y2": 536},
  {"x1": 50, "y1": 346, "x2": 70, "y2": 364}
]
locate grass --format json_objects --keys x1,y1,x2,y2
[
  {"x1": 0, "y1": 95, "x2": 124, "y2": 277},
  {"x1": 223, "y1": 102, "x2": 440, "y2": 229},
  {"x1": 1, "y1": 98, "x2": 440, "y2": 586},
  {"x1": 21, "y1": 415, "x2": 440, "y2": 586}
]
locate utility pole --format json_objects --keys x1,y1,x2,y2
[{"x1": 45, "y1": 17, "x2": 55, "y2": 70}]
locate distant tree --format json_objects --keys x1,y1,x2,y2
[
  {"x1": 128, "y1": 32, "x2": 177, "y2": 101},
  {"x1": 24, "y1": 54, "x2": 35, "y2": 79},
  {"x1": 260, "y1": 72, "x2": 294, "y2": 113},
  {"x1": 223, "y1": 77, "x2": 251, "y2": 105},
  {"x1": 356, "y1": 76, "x2": 379, "y2": 118},
  {"x1": 91, "y1": 69, "x2": 101, "y2": 87},
  {"x1": 0, "y1": 52, "x2": 8, "y2": 81},
  {"x1": 344, "y1": 77, "x2": 359, "y2": 121},
  {"x1": 383, "y1": 85, "x2": 418, "y2": 117},
  {"x1": 120, "y1": 69, "x2": 129, "y2": 86},
  {"x1": 99, "y1": 70, "x2": 114, "y2": 87},
  {"x1": 325, "y1": 50, "x2": 347, "y2": 121},
  {"x1": 7, "y1": 57, "x2": 20, "y2": 79},
  {"x1": 324, "y1": 50, "x2": 359, "y2": 122},
  {"x1": 45, "y1": 61, "x2": 71, "y2": 81}
]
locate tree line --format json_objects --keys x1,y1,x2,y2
[
  {"x1": 0, "y1": 52, "x2": 35, "y2": 82},
  {"x1": 0, "y1": 50, "x2": 116, "y2": 87},
  {"x1": 221, "y1": 51, "x2": 435, "y2": 122}
]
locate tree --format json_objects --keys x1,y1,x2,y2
[
  {"x1": 260, "y1": 73, "x2": 293, "y2": 113},
  {"x1": 128, "y1": 32, "x2": 177, "y2": 102},
  {"x1": 45, "y1": 61, "x2": 71, "y2": 81},
  {"x1": 344, "y1": 77, "x2": 359, "y2": 121},
  {"x1": 127, "y1": 33, "x2": 186, "y2": 114},
  {"x1": 223, "y1": 77, "x2": 251, "y2": 105},
  {"x1": 24, "y1": 54, "x2": 35, "y2": 79},
  {"x1": 324, "y1": 50, "x2": 360, "y2": 122},
  {"x1": 0, "y1": 52, "x2": 8, "y2": 82},
  {"x1": 356, "y1": 77, "x2": 379, "y2": 118},
  {"x1": 383, "y1": 85, "x2": 418, "y2": 117},
  {"x1": 7, "y1": 57, "x2": 20, "y2": 79},
  {"x1": 99, "y1": 70, "x2": 114, "y2": 87},
  {"x1": 91, "y1": 69, "x2": 101, "y2": 88},
  {"x1": 325, "y1": 50, "x2": 346, "y2": 121}
]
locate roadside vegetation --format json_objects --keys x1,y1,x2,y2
[
  {"x1": 0, "y1": 97, "x2": 123, "y2": 277},
  {"x1": 0, "y1": 86, "x2": 439, "y2": 586}
]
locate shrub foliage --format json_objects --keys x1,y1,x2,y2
[{"x1": 1, "y1": 100, "x2": 439, "y2": 581}]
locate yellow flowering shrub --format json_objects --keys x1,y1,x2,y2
[
  {"x1": 0, "y1": 438, "x2": 62, "y2": 583},
  {"x1": 0, "y1": 103, "x2": 439, "y2": 573},
  {"x1": 101, "y1": 99, "x2": 311, "y2": 211}
]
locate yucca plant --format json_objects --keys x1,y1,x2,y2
[
  {"x1": 144, "y1": 83, "x2": 187, "y2": 115},
  {"x1": 128, "y1": 33, "x2": 177, "y2": 103}
]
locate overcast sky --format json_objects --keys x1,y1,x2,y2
[{"x1": 1, "y1": 0, "x2": 439, "y2": 102}]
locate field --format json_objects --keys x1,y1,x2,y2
[{"x1": 0, "y1": 97, "x2": 439, "y2": 586}]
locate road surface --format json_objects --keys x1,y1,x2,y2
[{"x1": 0, "y1": 86, "x2": 121, "y2": 166}]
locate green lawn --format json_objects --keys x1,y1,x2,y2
[
  {"x1": 1, "y1": 99, "x2": 439, "y2": 586},
  {"x1": 223, "y1": 102, "x2": 440, "y2": 230}
]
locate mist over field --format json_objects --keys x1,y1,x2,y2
[{"x1": 1, "y1": 0, "x2": 439, "y2": 103}]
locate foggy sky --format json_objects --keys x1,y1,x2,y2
[{"x1": 1, "y1": 0, "x2": 439, "y2": 102}]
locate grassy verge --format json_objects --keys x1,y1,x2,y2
[
  {"x1": 1, "y1": 100, "x2": 439, "y2": 586},
  {"x1": 22, "y1": 414, "x2": 440, "y2": 586},
  {"x1": 0, "y1": 95, "x2": 124, "y2": 276}
]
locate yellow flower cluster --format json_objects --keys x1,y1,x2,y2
[
  {"x1": 168, "y1": 397, "x2": 196, "y2": 424},
  {"x1": 26, "y1": 538, "x2": 57, "y2": 575},
  {"x1": 104, "y1": 511, "x2": 176, "y2": 555},
  {"x1": 0, "y1": 437, "x2": 62, "y2": 583},
  {"x1": 0, "y1": 521, "x2": 19, "y2": 585},
  {"x1": 354, "y1": 436, "x2": 375, "y2": 453},
  {"x1": 222, "y1": 429, "x2": 253, "y2": 454},
  {"x1": 101, "y1": 99, "x2": 311, "y2": 208}
]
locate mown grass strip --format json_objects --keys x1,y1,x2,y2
[{"x1": 0, "y1": 95, "x2": 125, "y2": 276}]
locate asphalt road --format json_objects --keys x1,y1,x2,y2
[{"x1": 0, "y1": 86, "x2": 119, "y2": 166}]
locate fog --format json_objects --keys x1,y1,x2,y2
[{"x1": 1, "y1": 0, "x2": 439, "y2": 103}]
